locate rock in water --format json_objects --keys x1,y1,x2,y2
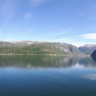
[{"x1": 91, "y1": 50, "x2": 96, "y2": 61}]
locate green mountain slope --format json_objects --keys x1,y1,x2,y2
[{"x1": 0, "y1": 41, "x2": 83, "y2": 55}]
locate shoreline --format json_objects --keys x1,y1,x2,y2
[{"x1": 0, "y1": 54, "x2": 89, "y2": 57}]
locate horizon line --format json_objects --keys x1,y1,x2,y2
[{"x1": 0, "y1": 40, "x2": 95, "y2": 47}]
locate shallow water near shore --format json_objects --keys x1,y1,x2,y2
[{"x1": 0, "y1": 55, "x2": 96, "y2": 96}]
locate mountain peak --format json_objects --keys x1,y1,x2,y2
[{"x1": 84, "y1": 44, "x2": 96, "y2": 47}]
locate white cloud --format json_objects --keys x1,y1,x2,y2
[
  {"x1": 0, "y1": 0, "x2": 18, "y2": 20},
  {"x1": 71, "y1": 42, "x2": 88, "y2": 47},
  {"x1": 29, "y1": 0, "x2": 47, "y2": 6},
  {"x1": 0, "y1": 0, "x2": 51, "y2": 21},
  {"x1": 29, "y1": 0, "x2": 52, "y2": 6},
  {"x1": 24, "y1": 13, "x2": 33, "y2": 19},
  {"x1": 32, "y1": 0, "x2": 44, "y2": 4},
  {"x1": 81, "y1": 33, "x2": 96, "y2": 39}
]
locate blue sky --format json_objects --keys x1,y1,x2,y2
[{"x1": 0, "y1": 0, "x2": 96, "y2": 46}]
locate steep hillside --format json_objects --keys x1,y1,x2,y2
[
  {"x1": 54, "y1": 43, "x2": 83, "y2": 55},
  {"x1": 79, "y1": 44, "x2": 96, "y2": 55},
  {"x1": 0, "y1": 42, "x2": 69, "y2": 55},
  {"x1": 0, "y1": 41, "x2": 83, "y2": 55},
  {"x1": 91, "y1": 50, "x2": 96, "y2": 61}
]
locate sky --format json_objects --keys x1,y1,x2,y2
[{"x1": 0, "y1": 0, "x2": 96, "y2": 46}]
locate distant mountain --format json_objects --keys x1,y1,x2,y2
[
  {"x1": 91, "y1": 50, "x2": 96, "y2": 61},
  {"x1": 0, "y1": 41, "x2": 12, "y2": 47},
  {"x1": 0, "y1": 41, "x2": 83, "y2": 56},
  {"x1": 11, "y1": 41, "x2": 43, "y2": 46},
  {"x1": 79, "y1": 44, "x2": 96, "y2": 55}
]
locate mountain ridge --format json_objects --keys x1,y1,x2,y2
[{"x1": 0, "y1": 41, "x2": 95, "y2": 56}]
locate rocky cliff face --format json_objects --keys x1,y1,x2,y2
[
  {"x1": 91, "y1": 50, "x2": 96, "y2": 61},
  {"x1": 79, "y1": 44, "x2": 96, "y2": 55},
  {"x1": 55, "y1": 43, "x2": 83, "y2": 55}
]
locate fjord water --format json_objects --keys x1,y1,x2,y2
[{"x1": 0, "y1": 56, "x2": 96, "y2": 96}]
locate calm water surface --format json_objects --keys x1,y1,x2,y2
[{"x1": 0, "y1": 55, "x2": 96, "y2": 96}]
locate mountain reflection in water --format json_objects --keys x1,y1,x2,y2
[{"x1": 0, "y1": 55, "x2": 95, "y2": 68}]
